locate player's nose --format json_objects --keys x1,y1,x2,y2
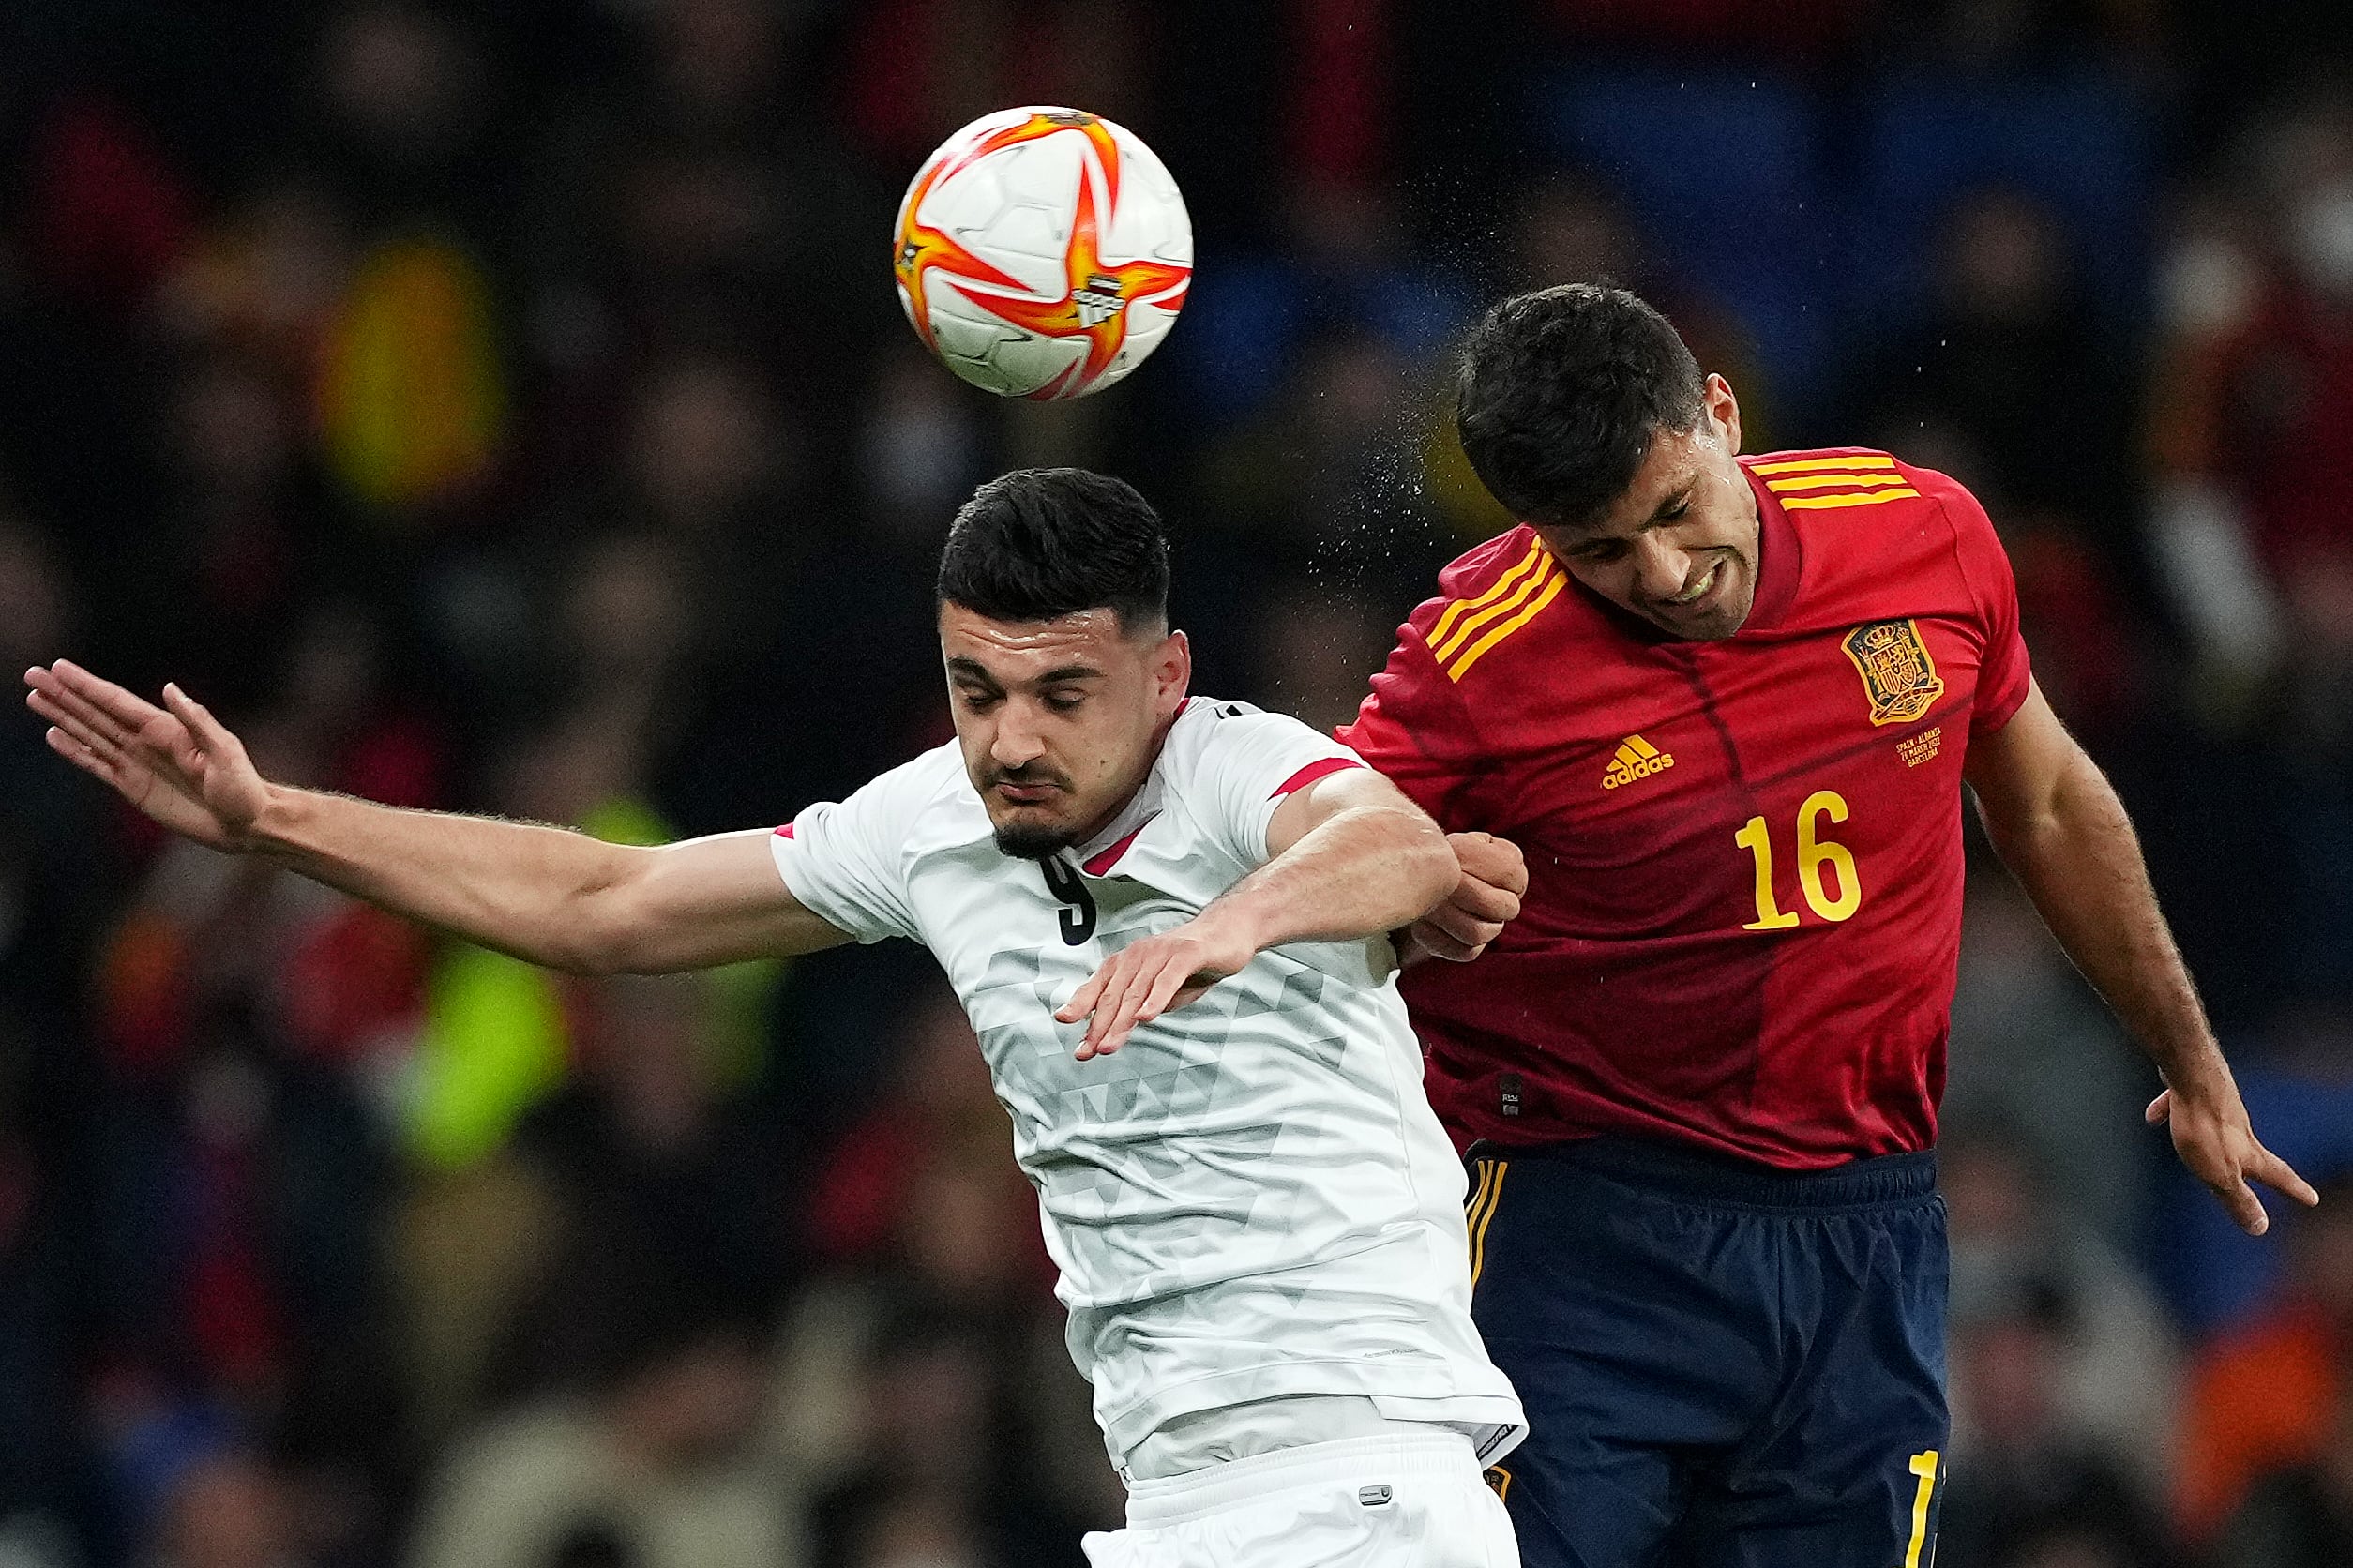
[
  {"x1": 1632, "y1": 535, "x2": 1690, "y2": 600},
  {"x1": 990, "y1": 708, "x2": 1047, "y2": 765}
]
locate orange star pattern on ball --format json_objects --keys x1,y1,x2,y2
[
  {"x1": 975, "y1": 168, "x2": 1189, "y2": 399},
  {"x1": 893, "y1": 111, "x2": 1125, "y2": 357},
  {"x1": 894, "y1": 111, "x2": 1189, "y2": 399}
]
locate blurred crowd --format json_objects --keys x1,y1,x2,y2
[{"x1": 4, "y1": 2, "x2": 2353, "y2": 1565}]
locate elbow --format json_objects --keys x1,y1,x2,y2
[{"x1": 556, "y1": 879, "x2": 644, "y2": 976}]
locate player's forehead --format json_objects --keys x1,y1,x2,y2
[{"x1": 938, "y1": 602, "x2": 1135, "y2": 681}]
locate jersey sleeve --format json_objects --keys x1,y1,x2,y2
[
  {"x1": 1930, "y1": 475, "x2": 2034, "y2": 736},
  {"x1": 1335, "y1": 611, "x2": 1485, "y2": 826},
  {"x1": 767, "y1": 760, "x2": 931, "y2": 945},
  {"x1": 1185, "y1": 704, "x2": 1368, "y2": 868}
]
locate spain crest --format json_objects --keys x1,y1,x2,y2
[{"x1": 1842, "y1": 619, "x2": 1945, "y2": 726}]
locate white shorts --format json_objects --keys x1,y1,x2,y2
[{"x1": 1083, "y1": 1429, "x2": 1520, "y2": 1568}]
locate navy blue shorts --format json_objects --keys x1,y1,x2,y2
[{"x1": 1466, "y1": 1138, "x2": 1949, "y2": 1568}]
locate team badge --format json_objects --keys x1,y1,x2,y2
[{"x1": 1843, "y1": 619, "x2": 1945, "y2": 726}]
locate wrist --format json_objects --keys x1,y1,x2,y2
[
  {"x1": 245, "y1": 782, "x2": 308, "y2": 857},
  {"x1": 1191, "y1": 897, "x2": 1272, "y2": 958},
  {"x1": 2162, "y1": 1042, "x2": 2235, "y2": 1102}
]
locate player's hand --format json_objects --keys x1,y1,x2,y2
[
  {"x1": 23, "y1": 661, "x2": 272, "y2": 852},
  {"x1": 1407, "y1": 832, "x2": 1526, "y2": 963},
  {"x1": 1055, "y1": 914, "x2": 1258, "y2": 1061},
  {"x1": 2146, "y1": 1074, "x2": 2320, "y2": 1237}
]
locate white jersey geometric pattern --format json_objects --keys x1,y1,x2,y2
[{"x1": 772, "y1": 698, "x2": 1525, "y2": 1468}]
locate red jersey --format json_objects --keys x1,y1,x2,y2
[{"x1": 1337, "y1": 450, "x2": 2032, "y2": 1168}]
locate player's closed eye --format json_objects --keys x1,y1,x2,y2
[{"x1": 1044, "y1": 692, "x2": 1086, "y2": 713}]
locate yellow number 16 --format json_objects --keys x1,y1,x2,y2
[{"x1": 1735, "y1": 790, "x2": 1862, "y2": 930}]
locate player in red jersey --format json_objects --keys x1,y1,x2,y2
[{"x1": 1348, "y1": 284, "x2": 2317, "y2": 1568}]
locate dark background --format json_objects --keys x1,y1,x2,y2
[{"x1": 4, "y1": 3, "x2": 2353, "y2": 1565}]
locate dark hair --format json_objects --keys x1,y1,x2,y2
[
  {"x1": 1456, "y1": 284, "x2": 1707, "y2": 527},
  {"x1": 936, "y1": 469, "x2": 1169, "y2": 633}
]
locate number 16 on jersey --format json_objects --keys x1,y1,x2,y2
[{"x1": 1736, "y1": 790, "x2": 1862, "y2": 931}]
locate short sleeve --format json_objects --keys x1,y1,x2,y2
[
  {"x1": 768, "y1": 762, "x2": 930, "y2": 945},
  {"x1": 1934, "y1": 476, "x2": 2034, "y2": 737},
  {"x1": 1184, "y1": 704, "x2": 1368, "y2": 868},
  {"x1": 1335, "y1": 617, "x2": 1483, "y2": 826}
]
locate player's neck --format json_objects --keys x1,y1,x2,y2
[{"x1": 1069, "y1": 710, "x2": 1182, "y2": 845}]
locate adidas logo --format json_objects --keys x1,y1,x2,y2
[{"x1": 1602, "y1": 735, "x2": 1675, "y2": 790}]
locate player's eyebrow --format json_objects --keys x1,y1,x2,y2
[
  {"x1": 945, "y1": 657, "x2": 1005, "y2": 690},
  {"x1": 1646, "y1": 482, "x2": 1697, "y2": 522},
  {"x1": 944, "y1": 658, "x2": 1103, "y2": 689}
]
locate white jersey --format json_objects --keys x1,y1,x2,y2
[{"x1": 771, "y1": 698, "x2": 1524, "y2": 1468}]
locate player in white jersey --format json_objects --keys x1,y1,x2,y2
[{"x1": 25, "y1": 468, "x2": 1527, "y2": 1567}]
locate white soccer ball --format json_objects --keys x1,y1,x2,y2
[{"x1": 892, "y1": 107, "x2": 1193, "y2": 400}]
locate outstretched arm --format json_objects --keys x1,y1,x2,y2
[
  {"x1": 25, "y1": 660, "x2": 850, "y2": 973},
  {"x1": 1056, "y1": 767, "x2": 1460, "y2": 1058},
  {"x1": 1965, "y1": 679, "x2": 2317, "y2": 1234}
]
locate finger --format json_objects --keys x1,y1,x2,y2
[
  {"x1": 1449, "y1": 834, "x2": 1511, "y2": 875},
  {"x1": 162, "y1": 683, "x2": 237, "y2": 754},
  {"x1": 1073, "y1": 954, "x2": 1146, "y2": 1056},
  {"x1": 44, "y1": 723, "x2": 127, "y2": 784},
  {"x1": 26, "y1": 688, "x2": 129, "y2": 762},
  {"x1": 2218, "y1": 1177, "x2": 2270, "y2": 1237},
  {"x1": 49, "y1": 660, "x2": 170, "y2": 732},
  {"x1": 1452, "y1": 833, "x2": 1528, "y2": 895},
  {"x1": 26, "y1": 679, "x2": 136, "y2": 753},
  {"x1": 2145, "y1": 1091, "x2": 2172, "y2": 1125},
  {"x1": 1410, "y1": 920, "x2": 1480, "y2": 962},
  {"x1": 1448, "y1": 879, "x2": 1520, "y2": 925},
  {"x1": 43, "y1": 680, "x2": 193, "y2": 781},
  {"x1": 1133, "y1": 957, "x2": 1196, "y2": 1027},
  {"x1": 1057, "y1": 963, "x2": 1113, "y2": 1025},
  {"x1": 1101, "y1": 947, "x2": 1195, "y2": 1056},
  {"x1": 1425, "y1": 901, "x2": 1507, "y2": 948},
  {"x1": 160, "y1": 684, "x2": 237, "y2": 774},
  {"x1": 2252, "y1": 1145, "x2": 2322, "y2": 1209},
  {"x1": 1086, "y1": 954, "x2": 1168, "y2": 1058}
]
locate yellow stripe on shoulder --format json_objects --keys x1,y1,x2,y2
[
  {"x1": 1780, "y1": 487, "x2": 1922, "y2": 511},
  {"x1": 1425, "y1": 540, "x2": 1546, "y2": 656},
  {"x1": 1446, "y1": 567, "x2": 1566, "y2": 682},
  {"x1": 1750, "y1": 452, "x2": 1897, "y2": 475},
  {"x1": 1433, "y1": 556, "x2": 1557, "y2": 664},
  {"x1": 1764, "y1": 472, "x2": 1913, "y2": 493}
]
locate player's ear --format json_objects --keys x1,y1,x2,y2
[
  {"x1": 1152, "y1": 628, "x2": 1190, "y2": 714},
  {"x1": 1705, "y1": 373, "x2": 1742, "y2": 456}
]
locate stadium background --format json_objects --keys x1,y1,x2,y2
[{"x1": 3, "y1": 2, "x2": 2353, "y2": 1564}]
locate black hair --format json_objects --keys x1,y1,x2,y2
[
  {"x1": 1456, "y1": 283, "x2": 1707, "y2": 528},
  {"x1": 936, "y1": 469, "x2": 1169, "y2": 633}
]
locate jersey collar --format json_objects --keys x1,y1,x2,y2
[
  {"x1": 1070, "y1": 776, "x2": 1165, "y2": 876},
  {"x1": 1738, "y1": 460, "x2": 1804, "y2": 635}
]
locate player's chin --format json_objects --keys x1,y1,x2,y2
[
  {"x1": 989, "y1": 808, "x2": 1078, "y2": 861},
  {"x1": 1645, "y1": 577, "x2": 1752, "y2": 641}
]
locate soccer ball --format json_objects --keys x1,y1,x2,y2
[{"x1": 893, "y1": 107, "x2": 1192, "y2": 400}]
